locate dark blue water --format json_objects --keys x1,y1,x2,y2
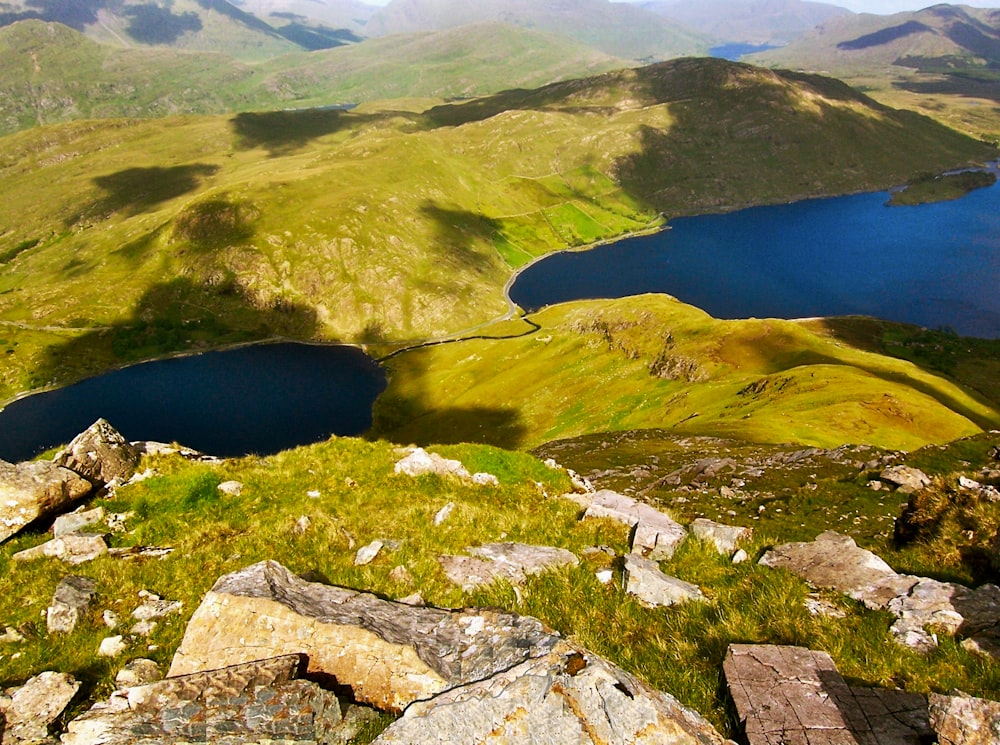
[
  {"x1": 510, "y1": 176, "x2": 1000, "y2": 339},
  {"x1": 0, "y1": 343, "x2": 386, "y2": 462},
  {"x1": 710, "y1": 43, "x2": 779, "y2": 61}
]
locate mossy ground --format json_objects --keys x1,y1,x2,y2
[{"x1": 1, "y1": 435, "x2": 997, "y2": 740}]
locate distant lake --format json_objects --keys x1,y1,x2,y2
[
  {"x1": 509, "y1": 172, "x2": 1000, "y2": 339},
  {"x1": 0, "y1": 343, "x2": 386, "y2": 462}
]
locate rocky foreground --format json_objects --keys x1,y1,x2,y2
[{"x1": 0, "y1": 421, "x2": 998, "y2": 743}]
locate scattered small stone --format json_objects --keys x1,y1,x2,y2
[
  {"x1": 130, "y1": 620, "x2": 157, "y2": 637},
  {"x1": 0, "y1": 626, "x2": 25, "y2": 644},
  {"x1": 106, "y1": 545, "x2": 174, "y2": 560},
  {"x1": 803, "y1": 594, "x2": 846, "y2": 618},
  {"x1": 98, "y1": 635, "x2": 127, "y2": 657},
  {"x1": 596, "y1": 569, "x2": 614, "y2": 584},
  {"x1": 345, "y1": 476, "x2": 358, "y2": 488},
  {"x1": 115, "y1": 658, "x2": 162, "y2": 689},
  {"x1": 307, "y1": 489, "x2": 321, "y2": 498},
  {"x1": 47, "y1": 575, "x2": 98, "y2": 634},
  {"x1": 397, "y1": 593, "x2": 425, "y2": 607},
  {"x1": 217, "y1": 480, "x2": 243, "y2": 496},
  {"x1": 132, "y1": 593, "x2": 182, "y2": 622},
  {"x1": 433, "y1": 501, "x2": 455, "y2": 526},
  {"x1": 389, "y1": 565, "x2": 413, "y2": 585},
  {"x1": 543, "y1": 458, "x2": 561, "y2": 469},
  {"x1": 691, "y1": 518, "x2": 752, "y2": 554},
  {"x1": 471, "y1": 472, "x2": 499, "y2": 487},
  {"x1": 868, "y1": 480, "x2": 884, "y2": 491},
  {"x1": 105, "y1": 512, "x2": 131, "y2": 532},
  {"x1": 293, "y1": 515, "x2": 311, "y2": 534},
  {"x1": 354, "y1": 540, "x2": 384, "y2": 566},
  {"x1": 567, "y1": 468, "x2": 595, "y2": 493},
  {"x1": 103, "y1": 610, "x2": 120, "y2": 629},
  {"x1": 732, "y1": 549, "x2": 749, "y2": 564},
  {"x1": 54, "y1": 506, "x2": 106, "y2": 537}
]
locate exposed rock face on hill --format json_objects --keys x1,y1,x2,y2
[
  {"x1": 169, "y1": 560, "x2": 562, "y2": 712},
  {"x1": 0, "y1": 459, "x2": 92, "y2": 544},
  {"x1": 54, "y1": 419, "x2": 140, "y2": 488}
]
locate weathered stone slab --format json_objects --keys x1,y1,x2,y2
[
  {"x1": 929, "y1": 691, "x2": 1000, "y2": 745},
  {"x1": 691, "y1": 518, "x2": 752, "y2": 554},
  {"x1": 54, "y1": 419, "x2": 140, "y2": 487},
  {"x1": 4, "y1": 670, "x2": 80, "y2": 743},
  {"x1": 439, "y1": 542, "x2": 579, "y2": 591},
  {"x1": 63, "y1": 655, "x2": 344, "y2": 745},
  {"x1": 374, "y1": 640, "x2": 735, "y2": 745},
  {"x1": 624, "y1": 553, "x2": 706, "y2": 608},
  {"x1": 724, "y1": 644, "x2": 932, "y2": 745},
  {"x1": 13, "y1": 533, "x2": 109, "y2": 565},
  {"x1": 758, "y1": 531, "x2": 904, "y2": 609},
  {"x1": 0, "y1": 459, "x2": 92, "y2": 544},
  {"x1": 47, "y1": 575, "x2": 98, "y2": 634},
  {"x1": 53, "y1": 506, "x2": 106, "y2": 537},
  {"x1": 168, "y1": 561, "x2": 560, "y2": 713},
  {"x1": 584, "y1": 489, "x2": 687, "y2": 559}
]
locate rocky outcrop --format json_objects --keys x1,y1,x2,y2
[
  {"x1": 53, "y1": 507, "x2": 105, "y2": 538},
  {"x1": 880, "y1": 465, "x2": 931, "y2": 493},
  {"x1": 724, "y1": 645, "x2": 932, "y2": 745},
  {"x1": 54, "y1": 419, "x2": 140, "y2": 487},
  {"x1": 759, "y1": 532, "x2": 1000, "y2": 655},
  {"x1": 374, "y1": 640, "x2": 735, "y2": 745},
  {"x1": 929, "y1": 691, "x2": 1000, "y2": 745},
  {"x1": 168, "y1": 561, "x2": 561, "y2": 713},
  {"x1": 62, "y1": 655, "x2": 350, "y2": 745},
  {"x1": 583, "y1": 489, "x2": 687, "y2": 560},
  {"x1": 624, "y1": 553, "x2": 706, "y2": 608},
  {"x1": 0, "y1": 459, "x2": 92, "y2": 544},
  {"x1": 14, "y1": 533, "x2": 109, "y2": 565}
]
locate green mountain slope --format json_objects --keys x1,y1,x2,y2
[
  {"x1": 0, "y1": 58, "x2": 992, "y2": 405},
  {"x1": 639, "y1": 0, "x2": 851, "y2": 46},
  {"x1": 0, "y1": 20, "x2": 626, "y2": 136},
  {"x1": 0, "y1": 0, "x2": 303, "y2": 60},
  {"x1": 364, "y1": 0, "x2": 712, "y2": 61}
]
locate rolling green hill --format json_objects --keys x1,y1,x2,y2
[
  {"x1": 0, "y1": 58, "x2": 994, "y2": 441},
  {"x1": 748, "y1": 4, "x2": 1000, "y2": 141},
  {"x1": 363, "y1": 0, "x2": 712, "y2": 61},
  {"x1": 0, "y1": 20, "x2": 626, "y2": 136}
]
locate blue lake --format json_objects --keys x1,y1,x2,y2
[
  {"x1": 509, "y1": 173, "x2": 1000, "y2": 339},
  {"x1": 0, "y1": 343, "x2": 386, "y2": 462}
]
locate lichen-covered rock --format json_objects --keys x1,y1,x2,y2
[
  {"x1": 47, "y1": 575, "x2": 97, "y2": 634},
  {"x1": 63, "y1": 655, "x2": 344, "y2": 745},
  {"x1": 3, "y1": 671, "x2": 79, "y2": 743},
  {"x1": 929, "y1": 691, "x2": 1000, "y2": 745},
  {"x1": 624, "y1": 553, "x2": 705, "y2": 608},
  {"x1": 168, "y1": 561, "x2": 560, "y2": 713},
  {"x1": 584, "y1": 489, "x2": 687, "y2": 560},
  {"x1": 53, "y1": 506, "x2": 106, "y2": 537},
  {"x1": 393, "y1": 448, "x2": 470, "y2": 479},
  {"x1": 0, "y1": 459, "x2": 92, "y2": 544},
  {"x1": 880, "y1": 465, "x2": 931, "y2": 493},
  {"x1": 439, "y1": 543, "x2": 579, "y2": 591},
  {"x1": 374, "y1": 640, "x2": 735, "y2": 745},
  {"x1": 690, "y1": 518, "x2": 752, "y2": 554},
  {"x1": 14, "y1": 533, "x2": 109, "y2": 565},
  {"x1": 54, "y1": 419, "x2": 140, "y2": 486}
]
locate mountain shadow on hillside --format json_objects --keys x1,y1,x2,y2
[{"x1": 77, "y1": 164, "x2": 220, "y2": 226}]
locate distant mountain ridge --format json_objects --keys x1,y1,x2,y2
[
  {"x1": 363, "y1": 0, "x2": 711, "y2": 61},
  {"x1": 750, "y1": 4, "x2": 1000, "y2": 71},
  {"x1": 638, "y1": 0, "x2": 851, "y2": 45}
]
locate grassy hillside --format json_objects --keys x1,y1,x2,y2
[
  {"x1": 364, "y1": 0, "x2": 712, "y2": 61},
  {"x1": 0, "y1": 432, "x2": 996, "y2": 738},
  {"x1": 371, "y1": 295, "x2": 1000, "y2": 452},
  {"x1": 0, "y1": 20, "x2": 626, "y2": 136},
  {"x1": 748, "y1": 4, "x2": 1000, "y2": 141},
  {"x1": 0, "y1": 57, "x2": 993, "y2": 403}
]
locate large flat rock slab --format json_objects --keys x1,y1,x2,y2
[
  {"x1": 724, "y1": 644, "x2": 931, "y2": 745},
  {"x1": 168, "y1": 560, "x2": 560, "y2": 713},
  {"x1": 374, "y1": 640, "x2": 736, "y2": 745},
  {"x1": 584, "y1": 489, "x2": 687, "y2": 560}
]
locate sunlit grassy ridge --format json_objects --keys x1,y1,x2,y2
[
  {"x1": 0, "y1": 57, "x2": 993, "y2": 402},
  {"x1": 372, "y1": 295, "x2": 1000, "y2": 452},
  {"x1": 0, "y1": 436, "x2": 996, "y2": 739}
]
